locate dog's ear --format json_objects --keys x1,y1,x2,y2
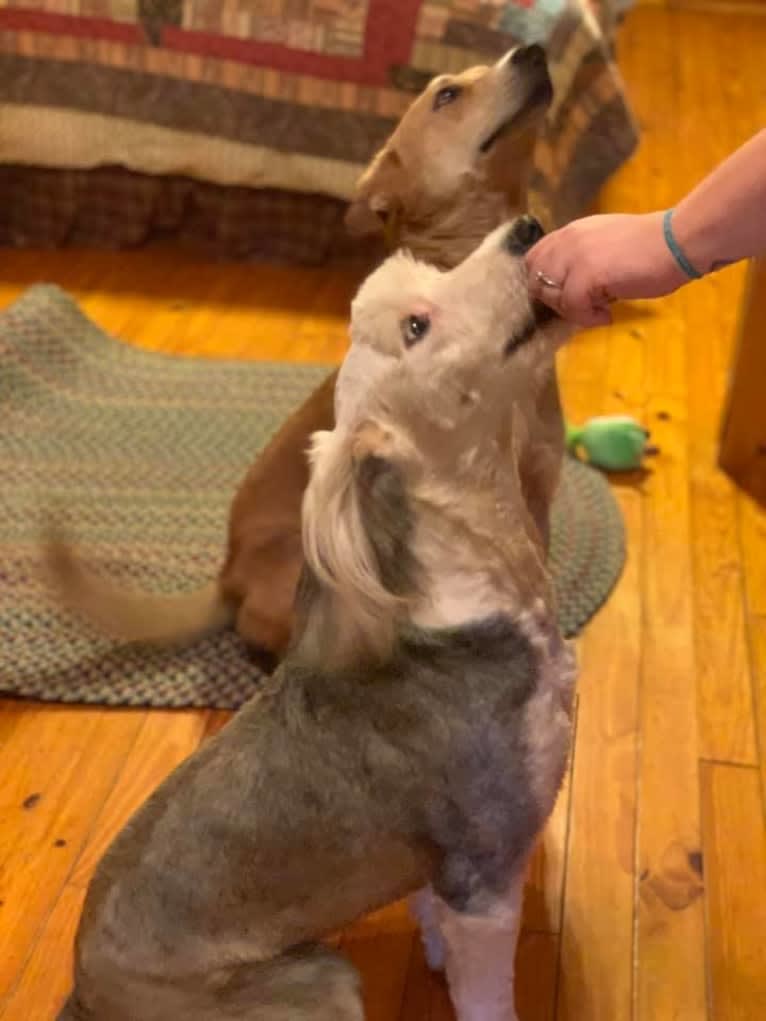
[
  {"x1": 352, "y1": 445, "x2": 416, "y2": 598},
  {"x1": 301, "y1": 424, "x2": 416, "y2": 665},
  {"x1": 303, "y1": 424, "x2": 414, "y2": 601},
  {"x1": 345, "y1": 148, "x2": 407, "y2": 239}
]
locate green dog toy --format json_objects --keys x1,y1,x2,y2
[{"x1": 566, "y1": 415, "x2": 657, "y2": 472}]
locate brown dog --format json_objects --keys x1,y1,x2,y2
[{"x1": 47, "y1": 44, "x2": 563, "y2": 660}]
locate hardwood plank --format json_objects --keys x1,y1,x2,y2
[
  {"x1": 748, "y1": 616, "x2": 766, "y2": 810},
  {"x1": 679, "y1": 13, "x2": 762, "y2": 765},
  {"x1": 686, "y1": 265, "x2": 756, "y2": 767},
  {"x1": 691, "y1": 458, "x2": 757, "y2": 764},
  {"x1": 555, "y1": 75, "x2": 647, "y2": 1011},
  {"x1": 579, "y1": 12, "x2": 707, "y2": 1014},
  {"x1": 525, "y1": 761, "x2": 572, "y2": 934},
  {"x1": 1, "y1": 711, "x2": 209, "y2": 1020},
  {"x1": 614, "y1": 14, "x2": 705, "y2": 1016},
  {"x1": 124, "y1": 261, "x2": 350, "y2": 370},
  {"x1": 723, "y1": 14, "x2": 766, "y2": 499},
  {"x1": 557, "y1": 370, "x2": 604, "y2": 435},
  {"x1": 718, "y1": 262, "x2": 766, "y2": 489},
  {"x1": 600, "y1": 319, "x2": 646, "y2": 419},
  {"x1": 0, "y1": 247, "x2": 357, "y2": 364},
  {"x1": 553, "y1": 22, "x2": 649, "y2": 995},
  {"x1": 291, "y1": 269, "x2": 363, "y2": 364},
  {"x1": 739, "y1": 491, "x2": 766, "y2": 617},
  {"x1": 556, "y1": 327, "x2": 610, "y2": 389},
  {"x1": 515, "y1": 932, "x2": 559, "y2": 1021},
  {"x1": 554, "y1": 34, "x2": 649, "y2": 1006},
  {"x1": 0, "y1": 883, "x2": 85, "y2": 1021},
  {"x1": 636, "y1": 397, "x2": 706, "y2": 1021},
  {"x1": 556, "y1": 488, "x2": 641, "y2": 1021},
  {"x1": 0, "y1": 707, "x2": 144, "y2": 1006},
  {"x1": 669, "y1": 0, "x2": 766, "y2": 16},
  {"x1": 700, "y1": 762, "x2": 766, "y2": 1021}
]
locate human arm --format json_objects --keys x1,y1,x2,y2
[{"x1": 526, "y1": 129, "x2": 766, "y2": 326}]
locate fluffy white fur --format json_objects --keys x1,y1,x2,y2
[{"x1": 301, "y1": 225, "x2": 569, "y2": 668}]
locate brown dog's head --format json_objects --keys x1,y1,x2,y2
[{"x1": 345, "y1": 45, "x2": 552, "y2": 264}]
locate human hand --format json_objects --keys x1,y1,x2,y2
[{"x1": 526, "y1": 212, "x2": 690, "y2": 327}]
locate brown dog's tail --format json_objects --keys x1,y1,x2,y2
[{"x1": 43, "y1": 535, "x2": 233, "y2": 647}]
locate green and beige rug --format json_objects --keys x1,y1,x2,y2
[{"x1": 0, "y1": 285, "x2": 625, "y2": 708}]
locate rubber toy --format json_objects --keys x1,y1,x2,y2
[{"x1": 566, "y1": 415, "x2": 655, "y2": 472}]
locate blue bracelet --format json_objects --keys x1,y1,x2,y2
[{"x1": 663, "y1": 209, "x2": 702, "y2": 280}]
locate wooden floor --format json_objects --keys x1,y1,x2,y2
[{"x1": 2, "y1": 8, "x2": 766, "y2": 1020}]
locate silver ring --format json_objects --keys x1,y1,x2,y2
[{"x1": 536, "y1": 270, "x2": 562, "y2": 290}]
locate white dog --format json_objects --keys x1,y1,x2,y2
[{"x1": 58, "y1": 217, "x2": 575, "y2": 1021}]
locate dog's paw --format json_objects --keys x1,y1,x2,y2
[
  {"x1": 419, "y1": 925, "x2": 446, "y2": 972},
  {"x1": 409, "y1": 887, "x2": 446, "y2": 971}
]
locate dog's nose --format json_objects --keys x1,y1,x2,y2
[
  {"x1": 510, "y1": 44, "x2": 547, "y2": 71},
  {"x1": 504, "y1": 215, "x2": 545, "y2": 255}
]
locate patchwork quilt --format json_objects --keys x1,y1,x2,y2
[{"x1": 0, "y1": 1, "x2": 639, "y2": 259}]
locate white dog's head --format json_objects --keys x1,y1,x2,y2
[
  {"x1": 334, "y1": 216, "x2": 565, "y2": 437},
  {"x1": 299, "y1": 217, "x2": 569, "y2": 667}
]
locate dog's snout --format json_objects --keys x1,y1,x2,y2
[
  {"x1": 510, "y1": 44, "x2": 547, "y2": 71},
  {"x1": 504, "y1": 216, "x2": 545, "y2": 255}
]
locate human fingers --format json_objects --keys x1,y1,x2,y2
[
  {"x1": 558, "y1": 270, "x2": 614, "y2": 328},
  {"x1": 527, "y1": 251, "x2": 568, "y2": 316}
]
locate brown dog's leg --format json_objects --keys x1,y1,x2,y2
[{"x1": 220, "y1": 371, "x2": 337, "y2": 655}]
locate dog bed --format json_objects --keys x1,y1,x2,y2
[{"x1": 0, "y1": 285, "x2": 625, "y2": 708}]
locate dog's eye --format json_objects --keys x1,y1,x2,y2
[
  {"x1": 401, "y1": 314, "x2": 430, "y2": 347},
  {"x1": 433, "y1": 85, "x2": 462, "y2": 111}
]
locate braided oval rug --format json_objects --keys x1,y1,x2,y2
[{"x1": 0, "y1": 285, "x2": 625, "y2": 708}]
